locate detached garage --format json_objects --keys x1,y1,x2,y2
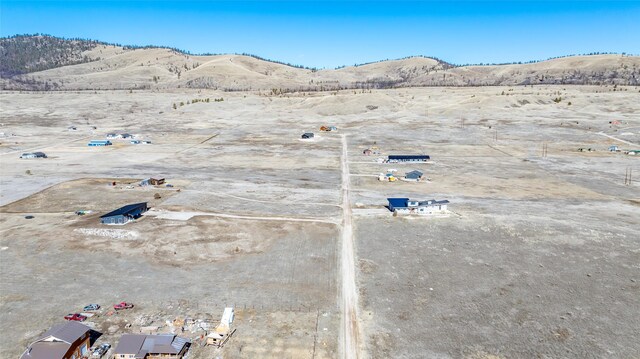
[{"x1": 100, "y1": 202, "x2": 148, "y2": 225}]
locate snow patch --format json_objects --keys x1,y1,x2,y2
[{"x1": 74, "y1": 228, "x2": 140, "y2": 240}]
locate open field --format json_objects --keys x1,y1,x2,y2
[{"x1": 0, "y1": 86, "x2": 639, "y2": 358}]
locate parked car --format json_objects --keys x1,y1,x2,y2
[
  {"x1": 83, "y1": 304, "x2": 100, "y2": 311},
  {"x1": 64, "y1": 313, "x2": 87, "y2": 322},
  {"x1": 113, "y1": 302, "x2": 134, "y2": 310},
  {"x1": 92, "y1": 343, "x2": 111, "y2": 358}
]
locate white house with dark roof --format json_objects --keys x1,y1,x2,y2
[
  {"x1": 114, "y1": 334, "x2": 190, "y2": 359},
  {"x1": 20, "y1": 322, "x2": 92, "y2": 359},
  {"x1": 387, "y1": 198, "x2": 449, "y2": 215}
]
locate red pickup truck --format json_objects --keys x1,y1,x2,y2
[
  {"x1": 113, "y1": 302, "x2": 134, "y2": 310},
  {"x1": 64, "y1": 313, "x2": 87, "y2": 321}
]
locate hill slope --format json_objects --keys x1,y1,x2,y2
[{"x1": 1, "y1": 35, "x2": 639, "y2": 90}]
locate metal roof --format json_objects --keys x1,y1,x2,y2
[
  {"x1": 36, "y1": 322, "x2": 91, "y2": 344},
  {"x1": 418, "y1": 199, "x2": 449, "y2": 206},
  {"x1": 20, "y1": 322, "x2": 91, "y2": 359},
  {"x1": 405, "y1": 170, "x2": 423, "y2": 178},
  {"x1": 20, "y1": 342, "x2": 69, "y2": 359},
  {"x1": 387, "y1": 198, "x2": 409, "y2": 208},
  {"x1": 114, "y1": 334, "x2": 146, "y2": 355},
  {"x1": 115, "y1": 334, "x2": 190, "y2": 356},
  {"x1": 100, "y1": 202, "x2": 147, "y2": 219},
  {"x1": 388, "y1": 198, "x2": 448, "y2": 209},
  {"x1": 388, "y1": 155, "x2": 430, "y2": 160}
]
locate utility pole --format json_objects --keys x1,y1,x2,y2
[
  {"x1": 625, "y1": 167, "x2": 632, "y2": 186},
  {"x1": 542, "y1": 143, "x2": 548, "y2": 158}
]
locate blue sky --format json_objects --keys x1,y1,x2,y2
[{"x1": 1, "y1": 1, "x2": 639, "y2": 68}]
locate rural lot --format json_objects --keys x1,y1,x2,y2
[{"x1": 1, "y1": 85, "x2": 639, "y2": 358}]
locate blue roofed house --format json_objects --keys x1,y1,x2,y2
[
  {"x1": 100, "y1": 203, "x2": 148, "y2": 225},
  {"x1": 387, "y1": 198, "x2": 449, "y2": 215},
  {"x1": 88, "y1": 140, "x2": 112, "y2": 146},
  {"x1": 114, "y1": 334, "x2": 190, "y2": 359}
]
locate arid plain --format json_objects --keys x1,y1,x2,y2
[{"x1": 1, "y1": 84, "x2": 639, "y2": 358}]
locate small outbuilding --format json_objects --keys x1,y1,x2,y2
[
  {"x1": 20, "y1": 152, "x2": 47, "y2": 159},
  {"x1": 302, "y1": 133, "x2": 314, "y2": 139},
  {"x1": 149, "y1": 177, "x2": 165, "y2": 186},
  {"x1": 609, "y1": 145, "x2": 620, "y2": 152},
  {"x1": 388, "y1": 155, "x2": 430, "y2": 163},
  {"x1": 100, "y1": 202, "x2": 148, "y2": 225},
  {"x1": 206, "y1": 307, "x2": 235, "y2": 348}
]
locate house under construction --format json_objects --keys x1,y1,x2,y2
[{"x1": 206, "y1": 308, "x2": 235, "y2": 348}]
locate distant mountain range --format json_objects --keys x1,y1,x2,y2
[{"x1": 1, "y1": 34, "x2": 639, "y2": 90}]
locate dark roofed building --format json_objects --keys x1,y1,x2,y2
[
  {"x1": 387, "y1": 197, "x2": 449, "y2": 215},
  {"x1": 20, "y1": 152, "x2": 47, "y2": 159},
  {"x1": 405, "y1": 170, "x2": 424, "y2": 181},
  {"x1": 301, "y1": 132, "x2": 314, "y2": 139},
  {"x1": 114, "y1": 334, "x2": 190, "y2": 359},
  {"x1": 20, "y1": 322, "x2": 92, "y2": 359},
  {"x1": 100, "y1": 202, "x2": 148, "y2": 225},
  {"x1": 388, "y1": 155, "x2": 430, "y2": 163}
]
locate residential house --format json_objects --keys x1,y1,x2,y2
[
  {"x1": 387, "y1": 155, "x2": 430, "y2": 163},
  {"x1": 113, "y1": 334, "x2": 190, "y2": 359},
  {"x1": 88, "y1": 140, "x2": 112, "y2": 147},
  {"x1": 20, "y1": 152, "x2": 47, "y2": 159},
  {"x1": 387, "y1": 198, "x2": 449, "y2": 215},
  {"x1": 100, "y1": 202, "x2": 148, "y2": 225},
  {"x1": 404, "y1": 170, "x2": 424, "y2": 181},
  {"x1": 301, "y1": 133, "x2": 314, "y2": 139},
  {"x1": 20, "y1": 322, "x2": 92, "y2": 359}
]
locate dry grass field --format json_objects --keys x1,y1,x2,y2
[{"x1": 0, "y1": 85, "x2": 638, "y2": 358}]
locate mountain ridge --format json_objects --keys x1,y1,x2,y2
[{"x1": 1, "y1": 34, "x2": 639, "y2": 90}]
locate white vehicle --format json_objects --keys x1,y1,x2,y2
[{"x1": 92, "y1": 343, "x2": 111, "y2": 358}]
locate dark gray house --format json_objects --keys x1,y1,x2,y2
[
  {"x1": 405, "y1": 170, "x2": 424, "y2": 181},
  {"x1": 301, "y1": 133, "x2": 314, "y2": 139},
  {"x1": 100, "y1": 203, "x2": 148, "y2": 225}
]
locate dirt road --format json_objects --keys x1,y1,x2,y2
[
  {"x1": 596, "y1": 131, "x2": 639, "y2": 146},
  {"x1": 146, "y1": 208, "x2": 338, "y2": 224},
  {"x1": 340, "y1": 134, "x2": 362, "y2": 359}
]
